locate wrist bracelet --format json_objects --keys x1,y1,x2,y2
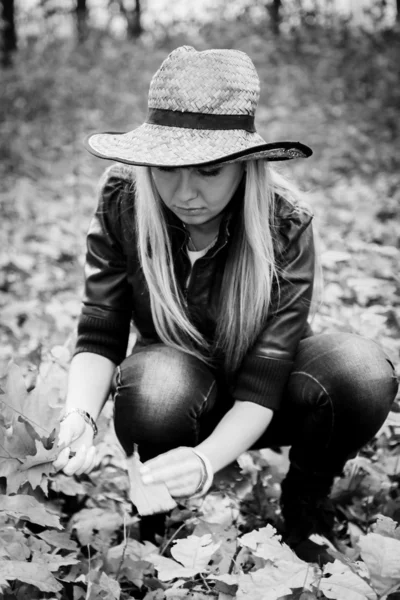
[
  {"x1": 190, "y1": 448, "x2": 214, "y2": 498},
  {"x1": 60, "y1": 408, "x2": 98, "y2": 438}
]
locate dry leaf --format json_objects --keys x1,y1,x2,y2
[
  {"x1": 0, "y1": 560, "x2": 62, "y2": 593},
  {"x1": 320, "y1": 560, "x2": 377, "y2": 600},
  {"x1": 359, "y1": 533, "x2": 400, "y2": 595},
  {"x1": 149, "y1": 553, "x2": 200, "y2": 581},
  {"x1": 0, "y1": 494, "x2": 61, "y2": 529},
  {"x1": 126, "y1": 452, "x2": 177, "y2": 516},
  {"x1": 373, "y1": 515, "x2": 400, "y2": 540},
  {"x1": 171, "y1": 534, "x2": 220, "y2": 570},
  {"x1": 239, "y1": 524, "x2": 299, "y2": 563}
]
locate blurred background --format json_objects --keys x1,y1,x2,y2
[{"x1": 1, "y1": 0, "x2": 399, "y2": 380}]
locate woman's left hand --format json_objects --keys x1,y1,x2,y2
[{"x1": 140, "y1": 447, "x2": 204, "y2": 499}]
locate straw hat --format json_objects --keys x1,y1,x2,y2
[{"x1": 84, "y1": 46, "x2": 312, "y2": 167}]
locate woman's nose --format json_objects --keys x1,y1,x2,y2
[{"x1": 175, "y1": 169, "x2": 197, "y2": 202}]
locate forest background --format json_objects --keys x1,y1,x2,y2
[{"x1": 0, "y1": 1, "x2": 400, "y2": 599}]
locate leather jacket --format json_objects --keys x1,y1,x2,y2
[{"x1": 75, "y1": 164, "x2": 315, "y2": 410}]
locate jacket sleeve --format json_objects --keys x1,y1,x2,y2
[
  {"x1": 74, "y1": 165, "x2": 135, "y2": 365},
  {"x1": 232, "y1": 207, "x2": 315, "y2": 410}
]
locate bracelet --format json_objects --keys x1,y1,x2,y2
[
  {"x1": 190, "y1": 448, "x2": 214, "y2": 498},
  {"x1": 60, "y1": 408, "x2": 98, "y2": 438}
]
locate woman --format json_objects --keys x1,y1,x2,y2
[{"x1": 54, "y1": 46, "x2": 398, "y2": 562}]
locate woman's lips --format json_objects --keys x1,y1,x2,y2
[{"x1": 174, "y1": 206, "x2": 206, "y2": 214}]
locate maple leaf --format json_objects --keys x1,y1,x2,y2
[
  {"x1": 0, "y1": 527, "x2": 31, "y2": 560},
  {"x1": 239, "y1": 524, "x2": 301, "y2": 563},
  {"x1": 199, "y1": 493, "x2": 240, "y2": 527},
  {"x1": 106, "y1": 538, "x2": 157, "y2": 568},
  {"x1": 0, "y1": 494, "x2": 61, "y2": 529},
  {"x1": 359, "y1": 532, "x2": 400, "y2": 595},
  {"x1": 171, "y1": 534, "x2": 221, "y2": 571},
  {"x1": 0, "y1": 434, "x2": 57, "y2": 494},
  {"x1": 70, "y1": 507, "x2": 123, "y2": 545},
  {"x1": 30, "y1": 550, "x2": 80, "y2": 571},
  {"x1": 149, "y1": 553, "x2": 200, "y2": 581},
  {"x1": 372, "y1": 514, "x2": 400, "y2": 540},
  {"x1": 1, "y1": 361, "x2": 62, "y2": 437},
  {"x1": 150, "y1": 534, "x2": 221, "y2": 582},
  {"x1": 50, "y1": 471, "x2": 91, "y2": 495},
  {"x1": 0, "y1": 560, "x2": 62, "y2": 593},
  {"x1": 213, "y1": 556, "x2": 317, "y2": 600},
  {"x1": 87, "y1": 571, "x2": 122, "y2": 600},
  {"x1": 124, "y1": 558, "x2": 153, "y2": 588},
  {"x1": 38, "y1": 529, "x2": 78, "y2": 551},
  {"x1": 193, "y1": 520, "x2": 238, "y2": 575},
  {"x1": 106, "y1": 538, "x2": 156, "y2": 586},
  {"x1": 320, "y1": 560, "x2": 377, "y2": 600},
  {"x1": 212, "y1": 570, "x2": 286, "y2": 600}
]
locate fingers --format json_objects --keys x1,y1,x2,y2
[
  {"x1": 167, "y1": 472, "x2": 202, "y2": 498},
  {"x1": 75, "y1": 446, "x2": 97, "y2": 476},
  {"x1": 53, "y1": 445, "x2": 97, "y2": 476},
  {"x1": 141, "y1": 458, "x2": 199, "y2": 484},
  {"x1": 140, "y1": 447, "x2": 203, "y2": 497},
  {"x1": 53, "y1": 446, "x2": 72, "y2": 472}
]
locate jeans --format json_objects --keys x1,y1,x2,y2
[{"x1": 113, "y1": 333, "x2": 398, "y2": 477}]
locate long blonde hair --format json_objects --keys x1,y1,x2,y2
[{"x1": 134, "y1": 160, "x2": 310, "y2": 372}]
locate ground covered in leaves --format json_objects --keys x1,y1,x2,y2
[{"x1": 1, "y1": 23, "x2": 400, "y2": 600}]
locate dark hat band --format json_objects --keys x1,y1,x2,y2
[{"x1": 147, "y1": 108, "x2": 256, "y2": 133}]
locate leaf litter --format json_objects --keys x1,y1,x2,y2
[{"x1": 1, "y1": 27, "x2": 400, "y2": 600}]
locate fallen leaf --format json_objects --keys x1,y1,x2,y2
[
  {"x1": 0, "y1": 560, "x2": 62, "y2": 593},
  {"x1": 150, "y1": 553, "x2": 200, "y2": 581},
  {"x1": 38, "y1": 529, "x2": 78, "y2": 550},
  {"x1": 373, "y1": 515, "x2": 400, "y2": 540},
  {"x1": 0, "y1": 494, "x2": 61, "y2": 529},
  {"x1": 171, "y1": 534, "x2": 221, "y2": 570},
  {"x1": 70, "y1": 507, "x2": 123, "y2": 545},
  {"x1": 359, "y1": 533, "x2": 400, "y2": 595},
  {"x1": 31, "y1": 550, "x2": 80, "y2": 571},
  {"x1": 199, "y1": 493, "x2": 240, "y2": 527},
  {"x1": 320, "y1": 560, "x2": 377, "y2": 600},
  {"x1": 239, "y1": 524, "x2": 298, "y2": 562},
  {"x1": 87, "y1": 571, "x2": 121, "y2": 600},
  {"x1": 1, "y1": 362, "x2": 60, "y2": 437}
]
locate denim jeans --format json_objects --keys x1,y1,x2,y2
[{"x1": 113, "y1": 333, "x2": 398, "y2": 477}]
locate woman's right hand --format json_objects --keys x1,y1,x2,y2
[{"x1": 53, "y1": 412, "x2": 97, "y2": 476}]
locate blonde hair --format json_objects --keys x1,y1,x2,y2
[{"x1": 134, "y1": 160, "x2": 312, "y2": 372}]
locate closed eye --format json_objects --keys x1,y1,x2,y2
[
  {"x1": 197, "y1": 167, "x2": 222, "y2": 177},
  {"x1": 155, "y1": 166, "x2": 177, "y2": 173}
]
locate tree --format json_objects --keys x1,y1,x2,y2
[
  {"x1": 117, "y1": 0, "x2": 143, "y2": 38},
  {"x1": 1, "y1": 0, "x2": 17, "y2": 67},
  {"x1": 269, "y1": 0, "x2": 282, "y2": 35},
  {"x1": 76, "y1": 0, "x2": 88, "y2": 43}
]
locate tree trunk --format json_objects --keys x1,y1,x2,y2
[
  {"x1": 76, "y1": 0, "x2": 88, "y2": 43},
  {"x1": 1, "y1": 0, "x2": 17, "y2": 67},
  {"x1": 118, "y1": 0, "x2": 143, "y2": 39},
  {"x1": 270, "y1": 0, "x2": 283, "y2": 35},
  {"x1": 396, "y1": 0, "x2": 400, "y2": 22}
]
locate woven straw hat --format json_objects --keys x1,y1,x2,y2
[{"x1": 84, "y1": 46, "x2": 312, "y2": 167}]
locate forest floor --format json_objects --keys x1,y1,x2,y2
[{"x1": 0, "y1": 26, "x2": 400, "y2": 600}]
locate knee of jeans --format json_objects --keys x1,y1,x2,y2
[
  {"x1": 319, "y1": 334, "x2": 397, "y2": 420},
  {"x1": 291, "y1": 334, "x2": 398, "y2": 417},
  {"x1": 114, "y1": 344, "x2": 217, "y2": 425},
  {"x1": 341, "y1": 335, "x2": 397, "y2": 406}
]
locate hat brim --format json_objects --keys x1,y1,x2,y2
[{"x1": 84, "y1": 123, "x2": 312, "y2": 167}]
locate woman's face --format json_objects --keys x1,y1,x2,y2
[{"x1": 151, "y1": 163, "x2": 244, "y2": 226}]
